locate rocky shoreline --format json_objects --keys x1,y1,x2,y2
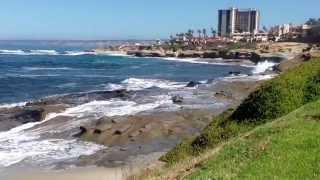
[{"x1": 94, "y1": 42, "x2": 310, "y2": 63}]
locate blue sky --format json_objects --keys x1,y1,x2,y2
[{"x1": 0, "y1": 0, "x2": 319, "y2": 40}]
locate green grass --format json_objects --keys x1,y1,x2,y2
[
  {"x1": 187, "y1": 99, "x2": 320, "y2": 180},
  {"x1": 232, "y1": 58, "x2": 320, "y2": 122},
  {"x1": 160, "y1": 58, "x2": 320, "y2": 165}
]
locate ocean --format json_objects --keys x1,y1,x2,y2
[
  {"x1": 0, "y1": 40, "x2": 273, "y2": 172},
  {"x1": 0, "y1": 40, "x2": 252, "y2": 105}
]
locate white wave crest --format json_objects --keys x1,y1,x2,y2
[
  {"x1": 120, "y1": 78, "x2": 186, "y2": 91},
  {"x1": 0, "y1": 102, "x2": 27, "y2": 109},
  {"x1": 29, "y1": 50, "x2": 59, "y2": 55},
  {"x1": 64, "y1": 51, "x2": 96, "y2": 56},
  {"x1": 23, "y1": 67, "x2": 72, "y2": 71},
  {"x1": 252, "y1": 61, "x2": 277, "y2": 74},
  {"x1": 0, "y1": 95, "x2": 175, "y2": 168},
  {"x1": 161, "y1": 57, "x2": 209, "y2": 64},
  {"x1": 105, "y1": 78, "x2": 187, "y2": 91},
  {"x1": 45, "y1": 95, "x2": 174, "y2": 121},
  {"x1": 0, "y1": 49, "x2": 26, "y2": 55}
]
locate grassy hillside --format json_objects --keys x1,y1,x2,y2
[
  {"x1": 187, "y1": 99, "x2": 320, "y2": 179},
  {"x1": 160, "y1": 58, "x2": 320, "y2": 164}
]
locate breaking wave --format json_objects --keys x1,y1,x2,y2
[
  {"x1": 106, "y1": 78, "x2": 186, "y2": 91},
  {"x1": 0, "y1": 49, "x2": 97, "y2": 56},
  {"x1": 252, "y1": 61, "x2": 277, "y2": 74},
  {"x1": 0, "y1": 95, "x2": 176, "y2": 168}
]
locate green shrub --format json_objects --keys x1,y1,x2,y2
[
  {"x1": 231, "y1": 59, "x2": 320, "y2": 122},
  {"x1": 159, "y1": 139, "x2": 194, "y2": 164},
  {"x1": 304, "y1": 72, "x2": 320, "y2": 103},
  {"x1": 161, "y1": 58, "x2": 320, "y2": 165}
]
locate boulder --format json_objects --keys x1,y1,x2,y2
[
  {"x1": 13, "y1": 107, "x2": 45, "y2": 124},
  {"x1": 172, "y1": 95, "x2": 184, "y2": 104},
  {"x1": 93, "y1": 129, "x2": 102, "y2": 134},
  {"x1": 113, "y1": 124, "x2": 131, "y2": 135},
  {"x1": 73, "y1": 126, "x2": 87, "y2": 137},
  {"x1": 202, "y1": 51, "x2": 219, "y2": 58},
  {"x1": 229, "y1": 71, "x2": 241, "y2": 76},
  {"x1": 186, "y1": 81, "x2": 201, "y2": 87}
]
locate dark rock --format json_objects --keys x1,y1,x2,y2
[
  {"x1": 93, "y1": 129, "x2": 102, "y2": 134},
  {"x1": 14, "y1": 107, "x2": 45, "y2": 124},
  {"x1": 229, "y1": 71, "x2": 241, "y2": 76},
  {"x1": 113, "y1": 130, "x2": 122, "y2": 135},
  {"x1": 172, "y1": 95, "x2": 184, "y2": 104},
  {"x1": 202, "y1": 51, "x2": 218, "y2": 58},
  {"x1": 115, "y1": 89, "x2": 130, "y2": 98},
  {"x1": 186, "y1": 81, "x2": 201, "y2": 87},
  {"x1": 215, "y1": 91, "x2": 232, "y2": 98},
  {"x1": 113, "y1": 124, "x2": 131, "y2": 135},
  {"x1": 250, "y1": 52, "x2": 261, "y2": 63},
  {"x1": 111, "y1": 119, "x2": 119, "y2": 124},
  {"x1": 302, "y1": 53, "x2": 312, "y2": 61},
  {"x1": 73, "y1": 126, "x2": 87, "y2": 137}
]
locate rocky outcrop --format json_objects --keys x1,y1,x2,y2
[
  {"x1": 186, "y1": 81, "x2": 201, "y2": 87},
  {"x1": 0, "y1": 107, "x2": 45, "y2": 131},
  {"x1": 172, "y1": 95, "x2": 184, "y2": 104},
  {"x1": 125, "y1": 49, "x2": 265, "y2": 63},
  {"x1": 0, "y1": 89, "x2": 133, "y2": 132}
]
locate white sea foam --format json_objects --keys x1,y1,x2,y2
[
  {"x1": 0, "y1": 49, "x2": 98, "y2": 56},
  {"x1": 252, "y1": 61, "x2": 277, "y2": 74},
  {"x1": 29, "y1": 50, "x2": 59, "y2": 55},
  {"x1": 0, "y1": 102, "x2": 27, "y2": 109},
  {"x1": 106, "y1": 78, "x2": 186, "y2": 91},
  {"x1": 0, "y1": 49, "x2": 26, "y2": 55},
  {"x1": 123, "y1": 78, "x2": 186, "y2": 90},
  {"x1": 103, "y1": 52, "x2": 131, "y2": 57},
  {"x1": 45, "y1": 95, "x2": 174, "y2": 121},
  {"x1": 224, "y1": 74, "x2": 276, "y2": 81},
  {"x1": 161, "y1": 57, "x2": 209, "y2": 64},
  {"x1": 23, "y1": 67, "x2": 73, "y2": 71},
  {"x1": 0, "y1": 95, "x2": 175, "y2": 168},
  {"x1": 64, "y1": 51, "x2": 96, "y2": 56}
]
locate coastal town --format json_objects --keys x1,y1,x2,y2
[{"x1": 95, "y1": 7, "x2": 320, "y2": 62}]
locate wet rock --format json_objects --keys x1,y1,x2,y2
[
  {"x1": 186, "y1": 81, "x2": 201, "y2": 87},
  {"x1": 113, "y1": 124, "x2": 131, "y2": 135},
  {"x1": 172, "y1": 95, "x2": 184, "y2": 104},
  {"x1": 115, "y1": 89, "x2": 130, "y2": 98},
  {"x1": 93, "y1": 129, "x2": 102, "y2": 134},
  {"x1": 302, "y1": 53, "x2": 312, "y2": 61},
  {"x1": 73, "y1": 126, "x2": 87, "y2": 137},
  {"x1": 229, "y1": 71, "x2": 241, "y2": 76},
  {"x1": 202, "y1": 51, "x2": 219, "y2": 58},
  {"x1": 14, "y1": 107, "x2": 45, "y2": 124},
  {"x1": 215, "y1": 91, "x2": 232, "y2": 99}
]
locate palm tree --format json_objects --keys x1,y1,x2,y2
[
  {"x1": 211, "y1": 28, "x2": 216, "y2": 38},
  {"x1": 187, "y1": 29, "x2": 193, "y2": 39},
  {"x1": 202, "y1": 28, "x2": 207, "y2": 39},
  {"x1": 197, "y1": 29, "x2": 202, "y2": 39}
]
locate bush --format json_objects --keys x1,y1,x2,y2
[
  {"x1": 231, "y1": 59, "x2": 320, "y2": 122},
  {"x1": 159, "y1": 139, "x2": 194, "y2": 164},
  {"x1": 161, "y1": 58, "x2": 320, "y2": 164}
]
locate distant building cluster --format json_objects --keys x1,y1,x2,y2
[
  {"x1": 167, "y1": 7, "x2": 320, "y2": 46},
  {"x1": 218, "y1": 8, "x2": 260, "y2": 37},
  {"x1": 269, "y1": 23, "x2": 320, "y2": 42}
]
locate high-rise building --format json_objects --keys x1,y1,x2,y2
[{"x1": 218, "y1": 8, "x2": 260, "y2": 37}]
